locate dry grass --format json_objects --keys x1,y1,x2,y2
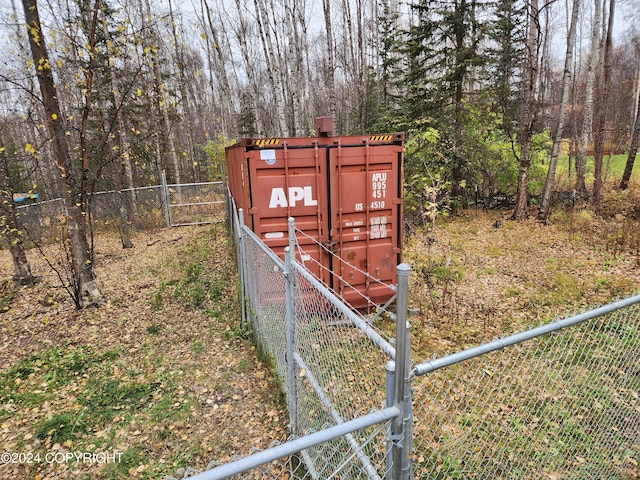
[{"x1": 404, "y1": 189, "x2": 640, "y2": 357}]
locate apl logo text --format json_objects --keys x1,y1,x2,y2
[{"x1": 269, "y1": 186, "x2": 318, "y2": 208}]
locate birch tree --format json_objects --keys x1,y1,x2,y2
[
  {"x1": 253, "y1": 0, "x2": 286, "y2": 135},
  {"x1": 0, "y1": 137, "x2": 34, "y2": 284},
  {"x1": 619, "y1": 68, "x2": 640, "y2": 189},
  {"x1": 539, "y1": 0, "x2": 580, "y2": 221},
  {"x1": 199, "y1": 0, "x2": 235, "y2": 135},
  {"x1": 322, "y1": 0, "x2": 337, "y2": 121},
  {"x1": 592, "y1": 0, "x2": 615, "y2": 202},
  {"x1": 576, "y1": 0, "x2": 603, "y2": 194}
]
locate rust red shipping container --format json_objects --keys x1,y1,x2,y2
[{"x1": 226, "y1": 119, "x2": 404, "y2": 309}]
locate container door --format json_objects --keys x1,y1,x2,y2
[
  {"x1": 328, "y1": 141, "x2": 403, "y2": 308},
  {"x1": 245, "y1": 143, "x2": 330, "y2": 283}
]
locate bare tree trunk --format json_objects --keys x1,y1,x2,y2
[
  {"x1": 232, "y1": 0, "x2": 263, "y2": 134},
  {"x1": 322, "y1": 0, "x2": 337, "y2": 122},
  {"x1": 168, "y1": 0, "x2": 200, "y2": 182},
  {"x1": 136, "y1": 0, "x2": 171, "y2": 224},
  {"x1": 253, "y1": 0, "x2": 286, "y2": 135},
  {"x1": 96, "y1": 80, "x2": 134, "y2": 249},
  {"x1": 513, "y1": 0, "x2": 540, "y2": 220},
  {"x1": 108, "y1": 66, "x2": 137, "y2": 205},
  {"x1": 620, "y1": 76, "x2": 640, "y2": 189},
  {"x1": 140, "y1": 60, "x2": 166, "y2": 222},
  {"x1": 539, "y1": 0, "x2": 580, "y2": 221},
  {"x1": 22, "y1": 0, "x2": 102, "y2": 307},
  {"x1": 201, "y1": 0, "x2": 234, "y2": 135},
  {"x1": 0, "y1": 141, "x2": 34, "y2": 284},
  {"x1": 285, "y1": 2, "x2": 308, "y2": 135},
  {"x1": 140, "y1": 0, "x2": 182, "y2": 189},
  {"x1": 592, "y1": 0, "x2": 615, "y2": 202},
  {"x1": 576, "y1": 0, "x2": 602, "y2": 194},
  {"x1": 78, "y1": 0, "x2": 101, "y2": 224}
]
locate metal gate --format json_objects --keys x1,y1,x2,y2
[{"x1": 161, "y1": 172, "x2": 227, "y2": 227}]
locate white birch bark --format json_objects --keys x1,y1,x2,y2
[
  {"x1": 575, "y1": 0, "x2": 603, "y2": 194},
  {"x1": 539, "y1": 0, "x2": 580, "y2": 220}
]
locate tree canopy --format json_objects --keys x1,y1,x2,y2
[{"x1": 0, "y1": 0, "x2": 638, "y2": 299}]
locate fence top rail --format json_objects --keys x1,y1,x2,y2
[
  {"x1": 411, "y1": 292, "x2": 640, "y2": 378},
  {"x1": 292, "y1": 260, "x2": 397, "y2": 360},
  {"x1": 187, "y1": 407, "x2": 400, "y2": 480},
  {"x1": 167, "y1": 181, "x2": 224, "y2": 188},
  {"x1": 14, "y1": 184, "x2": 164, "y2": 209},
  {"x1": 243, "y1": 225, "x2": 286, "y2": 270}
]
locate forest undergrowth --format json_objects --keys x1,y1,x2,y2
[
  {"x1": 0, "y1": 224, "x2": 288, "y2": 479},
  {"x1": 405, "y1": 183, "x2": 640, "y2": 358},
  {"x1": 1, "y1": 184, "x2": 639, "y2": 478}
]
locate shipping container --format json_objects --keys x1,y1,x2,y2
[{"x1": 226, "y1": 119, "x2": 403, "y2": 309}]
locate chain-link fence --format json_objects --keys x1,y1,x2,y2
[
  {"x1": 162, "y1": 176, "x2": 227, "y2": 227},
  {"x1": 188, "y1": 193, "x2": 640, "y2": 480},
  {"x1": 13, "y1": 179, "x2": 226, "y2": 244},
  {"x1": 411, "y1": 298, "x2": 640, "y2": 480},
  {"x1": 217, "y1": 200, "x2": 407, "y2": 480}
]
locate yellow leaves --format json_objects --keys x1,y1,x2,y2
[
  {"x1": 199, "y1": 32, "x2": 207, "y2": 40},
  {"x1": 25, "y1": 143, "x2": 36, "y2": 155},
  {"x1": 28, "y1": 25, "x2": 41, "y2": 45},
  {"x1": 51, "y1": 113, "x2": 58, "y2": 120},
  {"x1": 37, "y1": 57, "x2": 50, "y2": 71},
  {"x1": 137, "y1": 88, "x2": 143, "y2": 97}
]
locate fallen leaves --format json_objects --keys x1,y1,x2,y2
[
  {"x1": 405, "y1": 210, "x2": 640, "y2": 354},
  {"x1": 0, "y1": 225, "x2": 288, "y2": 479}
]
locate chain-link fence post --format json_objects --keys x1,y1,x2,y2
[
  {"x1": 391, "y1": 263, "x2": 412, "y2": 480},
  {"x1": 237, "y1": 208, "x2": 248, "y2": 325},
  {"x1": 161, "y1": 170, "x2": 171, "y2": 227},
  {"x1": 285, "y1": 217, "x2": 298, "y2": 433},
  {"x1": 385, "y1": 359, "x2": 396, "y2": 480}
]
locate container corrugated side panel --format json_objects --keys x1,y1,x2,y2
[
  {"x1": 225, "y1": 144, "x2": 252, "y2": 227},
  {"x1": 226, "y1": 134, "x2": 403, "y2": 310}
]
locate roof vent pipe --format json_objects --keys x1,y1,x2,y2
[{"x1": 315, "y1": 116, "x2": 334, "y2": 137}]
